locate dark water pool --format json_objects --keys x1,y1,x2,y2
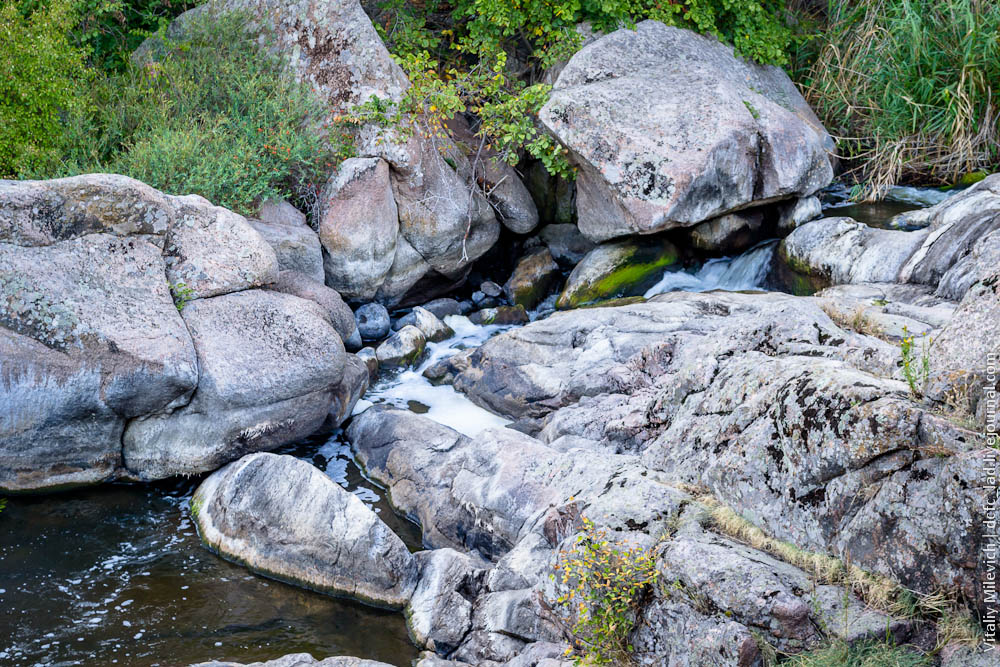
[{"x1": 0, "y1": 431, "x2": 422, "y2": 667}]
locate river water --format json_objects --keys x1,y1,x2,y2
[{"x1": 0, "y1": 192, "x2": 938, "y2": 667}]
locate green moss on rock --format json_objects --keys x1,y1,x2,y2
[{"x1": 556, "y1": 237, "x2": 679, "y2": 309}]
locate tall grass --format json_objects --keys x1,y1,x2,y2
[{"x1": 798, "y1": 0, "x2": 1000, "y2": 199}]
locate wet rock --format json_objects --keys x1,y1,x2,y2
[
  {"x1": 317, "y1": 158, "x2": 398, "y2": 302},
  {"x1": 248, "y1": 217, "x2": 324, "y2": 284},
  {"x1": 266, "y1": 270, "x2": 360, "y2": 349},
  {"x1": 122, "y1": 291, "x2": 345, "y2": 480},
  {"x1": 329, "y1": 354, "x2": 370, "y2": 426},
  {"x1": 480, "y1": 281, "x2": 504, "y2": 299},
  {"x1": 780, "y1": 217, "x2": 929, "y2": 287},
  {"x1": 408, "y1": 307, "x2": 454, "y2": 343},
  {"x1": 375, "y1": 325, "x2": 426, "y2": 367},
  {"x1": 421, "y1": 298, "x2": 463, "y2": 320},
  {"x1": 689, "y1": 209, "x2": 764, "y2": 253},
  {"x1": 537, "y1": 223, "x2": 595, "y2": 266},
  {"x1": 193, "y1": 453, "x2": 417, "y2": 608},
  {"x1": 355, "y1": 347, "x2": 379, "y2": 383},
  {"x1": 555, "y1": 237, "x2": 678, "y2": 309},
  {"x1": 539, "y1": 21, "x2": 833, "y2": 242},
  {"x1": 471, "y1": 290, "x2": 498, "y2": 309},
  {"x1": 0, "y1": 234, "x2": 197, "y2": 492},
  {"x1": 504, "y1": 248, "x2": 561, "y2": 310},
  {"x1": 408, "y1": 549, "x2": 487, "y2": 653},
  {"x1": 469, "y1": 305, "x2": 529, "y2": 326},
  {"x1": 193, "y1": 656, "x2": 393, "y2": 667},
  {"x1": 355, "y1": 303, "x2": 390, "y2": 342}
]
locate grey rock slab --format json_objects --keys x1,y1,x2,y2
[
  {"x1": 407, "y1": 548, "x2": 487, "y2": 653},
  {"x1": 123, "y1": 290, "x2": 345, "y2": 480},
  {"x1": 192, "y1": 655, "x2": 393, "y2": 667},
  {"x1": 193, "y1": 455, "x2": 416, "y2": 608},
  {"x1": 540, "y1": 21, "x2": 833, "y2": 242},
  {"x1": 249, "y1": 217, "x2": 324, "y2": 284},
  {"x1": 318, "y1": 158, "x2": 399, "y2": 302},
  {"x1": 537, "y1": 223, "x2": 594, "y2": 266}
]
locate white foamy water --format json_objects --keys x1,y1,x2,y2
[
  {"x1": 644, "y1": 241, "x2": 776, "y2": 297},
  {"x1": 360, "y1": 315, "x2": 513, "y2": 437}
]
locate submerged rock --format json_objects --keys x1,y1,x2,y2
[
  {"x1": 555, "y1": 237, "x2": 678, "y2": 309},
  {"x1": 193, "y1": 453, "x2": 417, "y2": 608},
  {"x1": 504, "y1": 248, "x2": 561, "y2": 310},
  {"x1": 193, "y1": 656, "x2": 393, "y2": 667},
  {"x1": 540, "y1": 21, "x2": 833, "y2": 242}
]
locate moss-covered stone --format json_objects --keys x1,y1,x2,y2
[
  {"x1": 773, "y1": 241, "x2": 827, "y2": 296},
  {"x1": 504, "y1": 248, "x2": 561, "y2": 310},
  {"x1": 556, "y1": 237, "x2": 679, "y2": 309}
]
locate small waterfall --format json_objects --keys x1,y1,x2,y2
[{"x1": 644, "y1": 240, "x2": 777, "y2": 297}]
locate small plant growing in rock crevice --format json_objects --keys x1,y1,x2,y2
[
  {"x1": 169, "y1": 282, "x2": 195, "y2": 312},
  {"x1": 900, "y1": 327, "x2": 931, "y2": 398},
  {"x1": 550, "y1": 517, "x2": 658, "y2": 665}
]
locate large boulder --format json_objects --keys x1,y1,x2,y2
[
  {"x1": 265, "y1": 269, "x2": 360, "y2": 348},
  {"x1": 317, "y1": 158, "x2": 398, "y2": 302},
  {"x1": 193, "y1": 656, "x2": 393, "y2": 667},
  {"x1": 122, "y1": 290, "x2": 346, "y2": 480},
  {"x1": 193, "y1": 453, "x2": 417, "y2": 608},
  {"x1": 539, "y1": 21, "x2": 833, "y2": 242},
  {"x1": 0, "y1": 234, "x2": 197, "y2": 492}
]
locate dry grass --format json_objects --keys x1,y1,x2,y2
[
  {"x1": 697, "y1": 494, "x2": 978, "y2": 637},
  {"x1": 820, "y1": 303, "x2": 887, "y2": 339}
]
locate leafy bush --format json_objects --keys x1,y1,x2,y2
[
  {"x1": 364, "y1": 0, "x2": 793, "y2": 179},
  {"x1": 0, "y1": 0, "x2": 90, "y2": 178},
  {"x1": 550, "y1": 518, "x2": 658, "y2": 665},
  {"x1": 798, "y1": 0, "x2": 1000, "y2": 198},
  {"x1": 32, "y1": 10, "x2": 349, "y2": 215}
]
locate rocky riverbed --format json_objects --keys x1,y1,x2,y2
[{"x1": 2, "y1": 1, "x2": 997, "y2": 665}]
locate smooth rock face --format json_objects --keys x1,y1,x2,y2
[
  {"x1": 249, "y1": 217, "x2": 324, "y2": 284},
  {"x1": 899, "y1": 174, "x2": 1000, "y2": 290},
  {"x1": 123, "y1": 291, "x2": 346, "y2": 480},
  {"x1": 407, "y1": 307, "x2": 453, "y2": 343},
  {"x1": 256, "y1": 199, "x2": 307, "y2": 227},
  {"x1": 781, "y1": 217, "x2": 929, "y2": 286},
  {"x1": 540, "y1": 21, "x2": 833, "y2": 242},
  {"x1": 193, "y1": 453, "x2": 417, "y2": 608},
  {"x1": 504, "y1": 248, "x2": 561, "y2": 310},
  {"x1": 0, "y1": 234, "x2": 197, "y2": 491},
  {"x1": 318, "y1": 158, "x2": 399, "y2": 301},
  {"x1": 266, "y1": 270, "x2": 359, "y2": 347},
  {"x1": 375, "y1": 325, "x2": 426, "y2": 367},
  {"x1": 347, "y1": 407, "x2": 911, "y2": 664},
  {"x1": 556, "y1": 237, "x2": 677, "y2": 308},
  {"x1": 355, "y1": 302, "x2": 391, "y2": 341}
]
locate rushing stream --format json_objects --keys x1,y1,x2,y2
[{"x1": 0, "y1": 193, "x2": 937, "y2": 666}]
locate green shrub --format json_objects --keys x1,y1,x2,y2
[
  {"x1": 364, "y1": 0, "x2": 793, "y2": 179},
  {"x1": 35, "y1": 10, "x2": 349, "y2": 215},
  {"x1": 550, "y1": 518, "x2": 658, "y2": 665},
  {"x1": 0, "y1": 0, "x2": 90, "y2": 178},
  {"x1": 798, "y1": 0, "x2": 1000, "y2": 198}
]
